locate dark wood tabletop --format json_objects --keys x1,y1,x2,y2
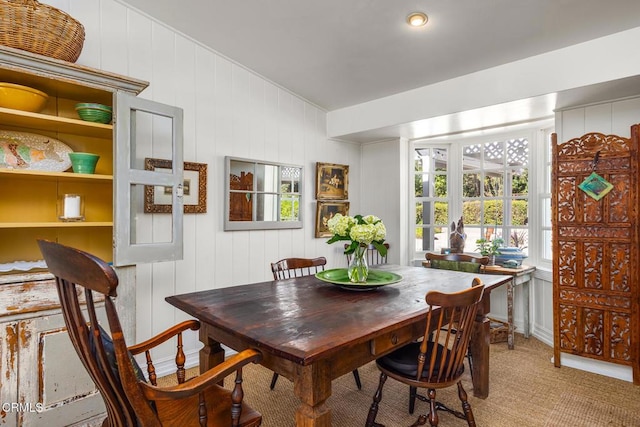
[
  {"x1": 166, "y1": 265, "x2": 511, "y2": 426},
  {"x1": 167, "y1": 264, "x2": 508, "y2": 364}
]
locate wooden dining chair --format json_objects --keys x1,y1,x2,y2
[
  {"x1": 270, "y1": 256, "x2": 327, "y2": 279},
  {"x1": 38, "y1": 239, "x2": 263, "y2": 427},
  {"x1": 365, "y1": 280, "x2": 485, "y2": 427},
  {"x1": 420, "y1": 251, "x2": 490, "y2": 413},
  {"x1": 424, "y1": 252, "x2": 490, "y2": 273},
  {"x1": 269, "y1": 256, "x2": 362, "y2": 391},
  {"x1": 344, "y1": 243, "x2": 390, "y2": 266}
]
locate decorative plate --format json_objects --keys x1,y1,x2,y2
[
  {"x1": 0, "y1": 130, "x2": 73, "y2": 172},
  {"x1": 315, "y1": 268, "x2": 403, "y2": 291}
]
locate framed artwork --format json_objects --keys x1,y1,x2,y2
[
  {"x1": 144, "y1": 158, "x2": 207, "y2": 213},
  {"x1": 315, "y1": 201, "x2": 350, "y2": 238},
  {"x1": 316, "y1": 162, "x2": 349, "y2": 200}
]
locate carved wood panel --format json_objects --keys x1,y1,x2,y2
[
  {"x1": 552, "y1": 127, "x2": 640, "y2": 385},
  {"x1": 229, "y1": 172, "x2": 253, "y2": 221}
]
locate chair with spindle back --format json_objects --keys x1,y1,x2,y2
[
  {"x1": 414, "y1": 251, "x2": 490, "y2": 414},
  {"x1": 268, "y1": 256, "x2": 362, "y2": 391},
  {"x1": 270, "y1": 257, "x2": 328, "y2": 279},
  {"x1": 344, "y1": 243, "x2": 390, "y2": 266},
  {"x1": 366, "y1": 280, "x2": 485, "y2": 427},
  {"x1": 38, "y1": 239, "x2": 262, "y2": 427}
]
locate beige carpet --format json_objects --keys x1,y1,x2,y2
[
  {"x1": 543, "y1": 392, "x2": 639, "y2": 427},
  {"x1": 160, "y1": 336, "x2": 640, "y2": 426}
]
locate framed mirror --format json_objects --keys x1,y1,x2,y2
[{"x1": 224, "y1": 156, "x2": 303, "y2": 230}]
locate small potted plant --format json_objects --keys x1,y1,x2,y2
[{"x1": 475, "y1": 237, "x2": 504, "y2": 265}]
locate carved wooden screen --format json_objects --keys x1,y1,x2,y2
[{"x1": 552, "y1": 125, "x2": 639, "y2": 385}]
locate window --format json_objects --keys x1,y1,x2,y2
[
  {"x1": 413, "y1": 130, "x2": 533, "y2": 257},
  {"x1": 414, "y1": 147, "x2": 450, "y2": 253},
  {"x1": 224, "y1": 157, "x2": 302, "y2": 230},
  {"x1": 462, "y1": 137, "x2": 529, "y2": 254}
]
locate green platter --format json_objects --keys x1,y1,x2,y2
[{"x1": 315, "y1": 268, "x2": 403, "y2": 291}]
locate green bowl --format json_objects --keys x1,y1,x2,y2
[
  {"x1": 75, "y1": 103, "x2": 112, "y2": 124},
  {"x1": 69, "y1": 152, "x2": 100, "y2": 174}
]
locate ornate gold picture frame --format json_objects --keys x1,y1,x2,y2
[
  {"x1": 144, "y1": 158, "x2": 207, "y2": 213},
  {"x1": 316, "y1": 162, "x2": 349, "y2": 200},
  {"x1": 315, "y1": 201, "x2": 349, "y2": 237}
]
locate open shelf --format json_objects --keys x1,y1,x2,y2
[
  {"x1": 0, "y1": 222, "x2": 113, "y2": 228},
  {"x1": 0, "y1": 107, "x2": 112, "y2": 139},
  {"x1": 0, "y1": 168, "x2": 113, "y2": 182}
]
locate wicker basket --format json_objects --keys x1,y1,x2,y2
[
  {"x1": 488, "y1": 317, "x2": 510, "y2": 344},
  {"x1": 0, "y1": 0, "x2": 85, "y2": 62}
]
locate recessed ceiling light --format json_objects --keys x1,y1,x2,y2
[{"x1": 407, "y1": 12, "x2": 428, "y2": 27}]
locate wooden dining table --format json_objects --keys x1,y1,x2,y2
[{"x1": 166, "y1": 265, "x2": 512, "y2": 427}]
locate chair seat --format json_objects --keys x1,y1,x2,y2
[
  {"x1": 154, "y1": 383, "x2": 261, "y2": 426},
  {"x1": 377, "y1": 341, "x2": 463, "y2": 381}
]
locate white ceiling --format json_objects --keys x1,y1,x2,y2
[{"x1": 120, "y1": 0, "x2": 640, "y2": 112}]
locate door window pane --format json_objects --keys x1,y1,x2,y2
[
  {"x1": 463, "y1": 173, "x2": 482, "y2": 197},
  {"x1": 511, "y1": 168, "x2": 529, "y2": 196},
  {"x1": 414, "y1": 147, "x2": 449, "y2": 252}
]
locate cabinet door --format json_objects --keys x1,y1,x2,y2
[
  {"x1": 114, "y1": 93, "x2": 184, "y2": 266},
  {"x1": 17, "y1": 314, "x2": 106, "y2": 427}
]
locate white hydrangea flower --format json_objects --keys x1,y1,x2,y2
[
  {"x1": 373, "y1": 222, "x2": 386, "y2": 241},
  {"x1": 326, "y1": 213, "x2": 386, "y2": 258},
  {"x1": 349, "y1": 223, "x2": 376, "y2": 245},
  {"x1": 362, "y1": 215, "x2": 380, "y2": 225},
  {"x1": 327, "y1": 213, "x2": 353, "y2": 236}
]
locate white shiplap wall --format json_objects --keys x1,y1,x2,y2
[{"x1": 44, "y1": 0, "x2": 361, "y2": 367}]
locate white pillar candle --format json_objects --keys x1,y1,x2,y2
[{"x1": 64, "y1": 195, "x2": 81, "y2": 218}]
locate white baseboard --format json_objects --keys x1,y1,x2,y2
[
  {"x1": 530, "y1": 325, "x2": 634, "y2": 383},
  {"x1": 553, "y1": 353, "x2": 634, "y2": 382},
  {"x1": 531, "y1": 324, "x2": 553, "y2": 346}
]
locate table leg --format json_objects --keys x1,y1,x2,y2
[
  {"x1": 469, "y1": 315, "x2": 490, "y2": 399},
  {"x1": 293, "y1": 362, "x2": 332, "y2": 427},
  {"x1": 523, "y1": 281, "x2": 530, "y2": 338},
  {"x1": 199, "y1": 324, "x2": 224, "y2": 376},
  {"x1": 507, "y1": 279, "x2": 515, "y2": 350}
]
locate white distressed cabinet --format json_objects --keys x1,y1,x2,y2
[{"x1": 0, "y1": 46, "x2": 184, "y2": 426}]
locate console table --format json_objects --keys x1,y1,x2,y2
[{"x1": 483, "y1": 264, "x2": 536, "y2": 349}]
